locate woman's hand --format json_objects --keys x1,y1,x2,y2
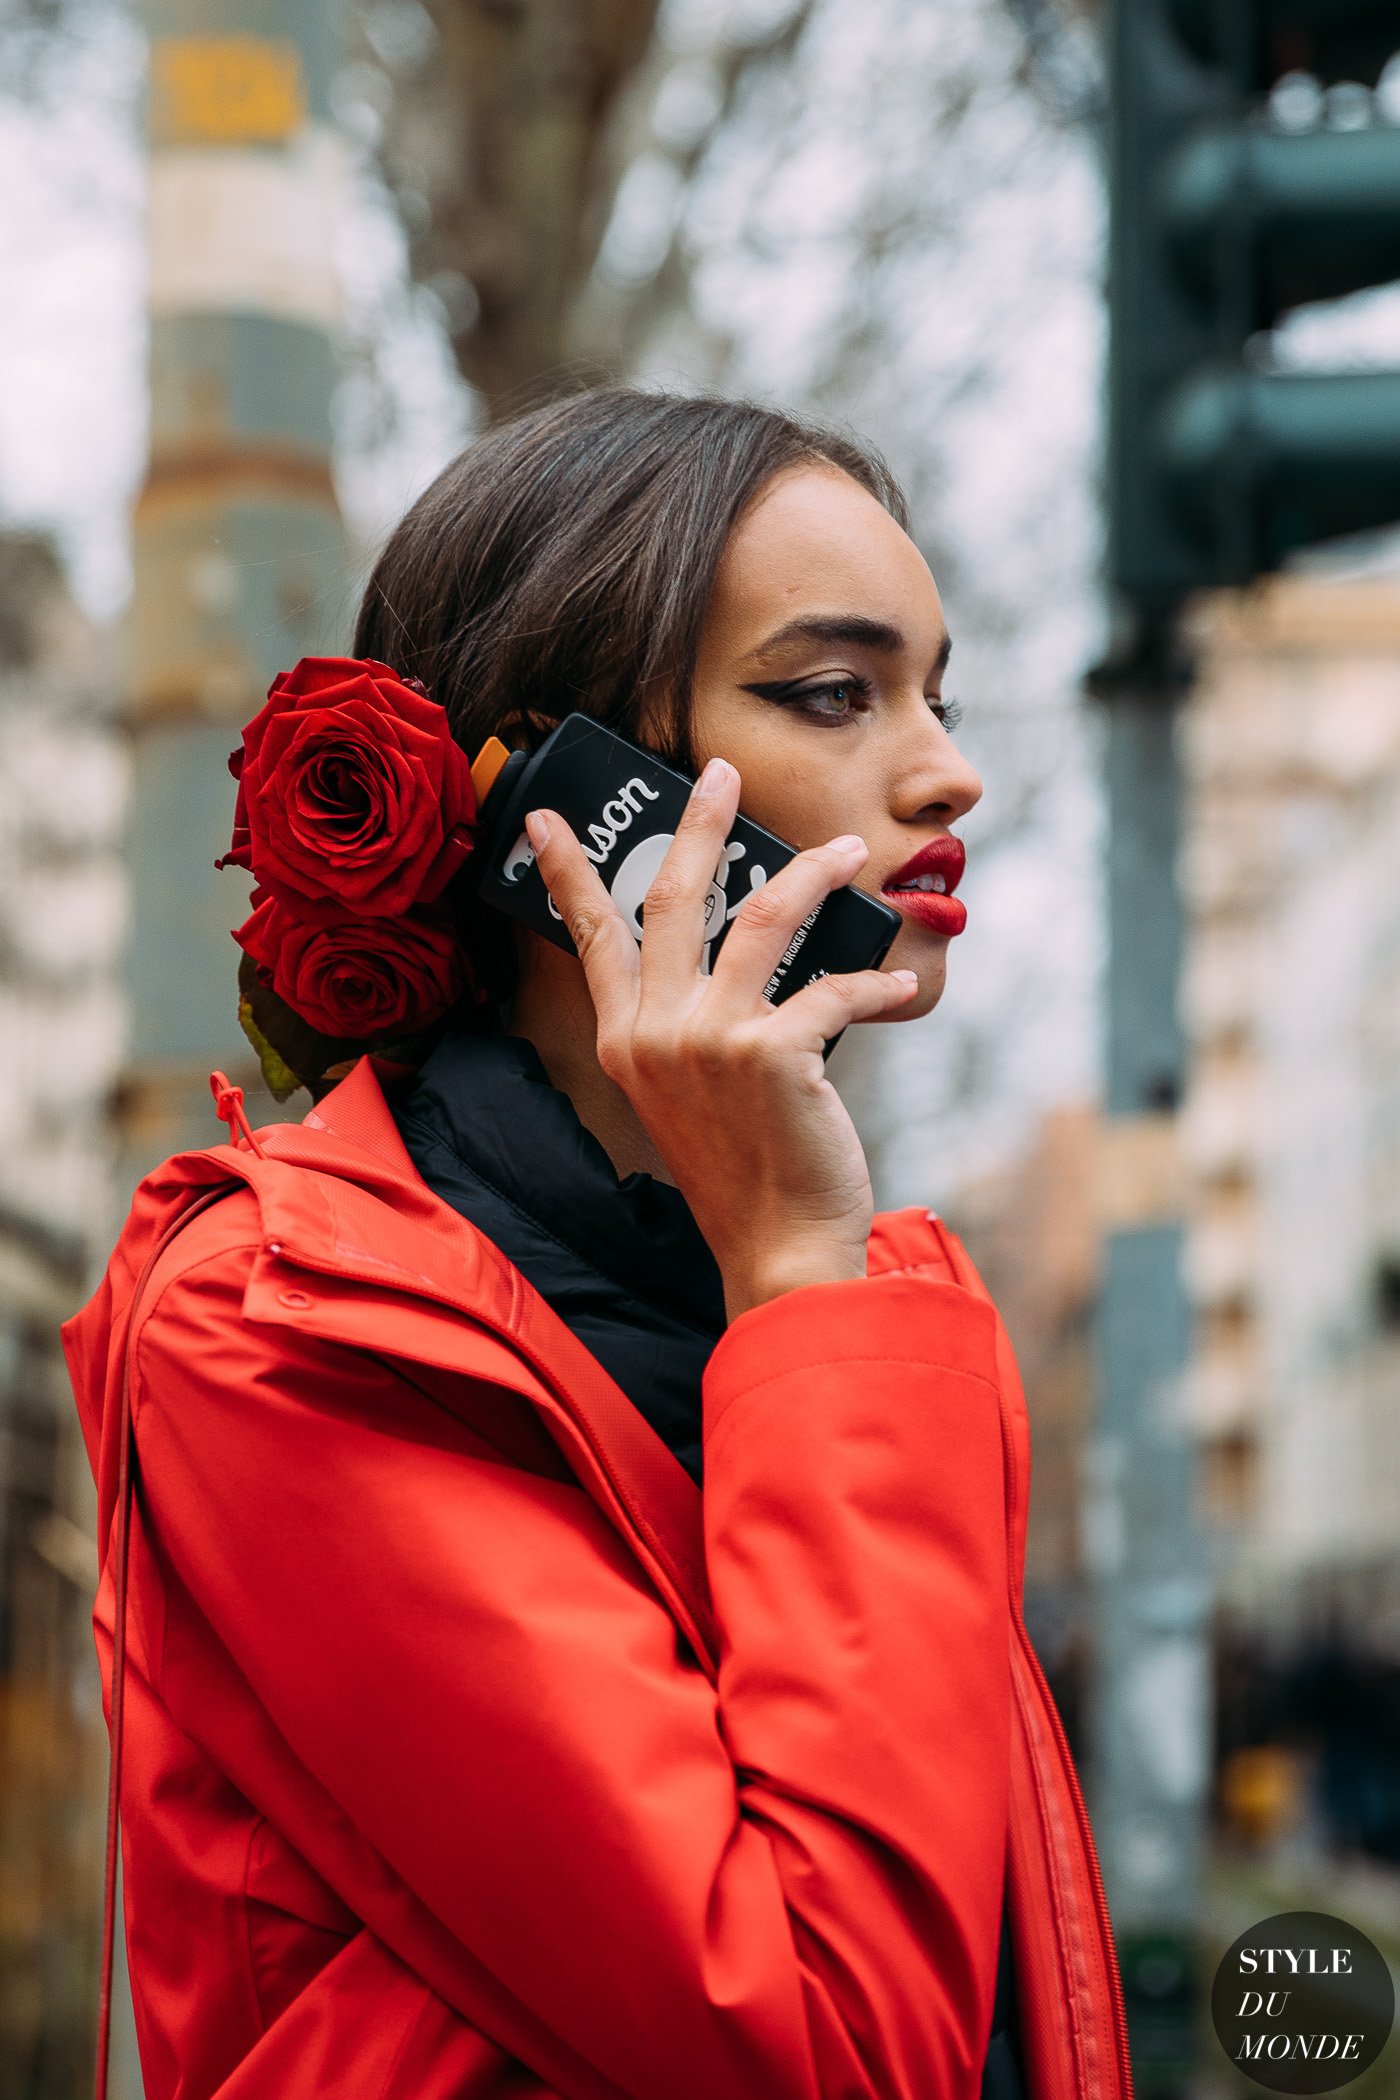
[{"x1": 522, "y1": 756, "x2": 919, "y2": 1321}]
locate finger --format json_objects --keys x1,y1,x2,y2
[
  {"x1": 524, "y1": 807, "x2": 640, "y2": 1026},
  {"x1": 765, "y1": 963, "x2": 920, "y2": 1047},
  {"x1": 704, "y1": 834, "x2": 871, "y2": 1015},
  {"x1": 635, "y1": 757, "x2": 742, "y2": 1001}
]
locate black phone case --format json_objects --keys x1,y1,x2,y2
[{"x1": 471, "y1": 714, "x2": 903, "y2": 1059}]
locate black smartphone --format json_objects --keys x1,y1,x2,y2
[{"x1": 468, "y1": 714, "x2": 903, "y2": 1060}]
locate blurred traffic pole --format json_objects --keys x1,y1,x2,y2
[
  {"x1": 120, "y1": 0, "x2": 351, "y2": 1184},
  {"x1": 1086, "y1": 646, "x2": 1207, "y2": 2097},
  {"x1": 1090, "y1": 3, "x2": 1400, "y2": 2092}
]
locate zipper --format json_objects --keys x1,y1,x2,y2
[
  {"x1": 1012, "y1": 1607, "x2": 1133, "y2": 2100},
  {"x1": 925, "y1": 1211, "x2": 1132, "y2": 2100},
  {"x1": 1032, "y1": 1651, "x2": 1133, "y2": 2098}
]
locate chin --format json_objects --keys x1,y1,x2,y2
[{"x1": 886, "y1": 941, "x2": 949, "y2": 1019}]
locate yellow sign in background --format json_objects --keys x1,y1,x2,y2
[{"x1": 151, "y1": 37, "x2": 307, "y2": 147}]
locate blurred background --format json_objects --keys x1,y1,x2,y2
[{"x1": 1, "y1": 0, "x2": 1399, "y2": 2093}]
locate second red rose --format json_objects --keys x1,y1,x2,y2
[{"x1": 235, "y1": 893, "x2": 467, "y2": 1041}]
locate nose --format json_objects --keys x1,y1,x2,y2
[
  {"x1": 939, "y1": 735, "x2": 983, "y2": 823},
  {"x1": 895, "y1": 710, "x2": 983, "y2": 827}
]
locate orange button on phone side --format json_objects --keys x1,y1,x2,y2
[{"x1": 470, "y1": 736, "x2": 513, "y2": 806}]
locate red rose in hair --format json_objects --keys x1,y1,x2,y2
[
  {"x1": 218, "y1": 657, "x2": 476, "y2": 920},
  {"x1": 235, "y1": 893, "x2": 467, "y2": 1041}
]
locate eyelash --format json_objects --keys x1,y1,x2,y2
[{"x1": 746, "y1": 674, "x2": 964, "y2": 733}]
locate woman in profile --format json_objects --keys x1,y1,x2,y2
[{"x1": 65, "y1": 390, "x2": 1129, "y2": 2100}]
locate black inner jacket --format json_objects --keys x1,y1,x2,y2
[{"x1": 392, "y1": 1025, "x2": 1025, "y2": 2100}]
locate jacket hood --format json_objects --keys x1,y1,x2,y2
[{"x1": 62, "y1": 1057, "x2": 485, "y2": 1567}]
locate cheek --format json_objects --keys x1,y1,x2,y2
[
  {"x1": 757, "y1": 779, "x2": 851, "y2": 850},
  {"x1": 691, "y1": 698, "x2": 859, "y2": 848}
]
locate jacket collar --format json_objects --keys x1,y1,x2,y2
[
  {"x1": 223, "y1": 1051, "x2": 946, "y2": 1297},
  {"x1": 239, "y1": 1054, "x2": 525, "y2": 1326},
  {"x1": 307, "y1": 1051, "x2": 422, "y2": 1162}
]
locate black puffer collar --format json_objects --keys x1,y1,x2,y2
[{"x1": 389, "y1": 1028, "x2": 725, "y2": 1484}]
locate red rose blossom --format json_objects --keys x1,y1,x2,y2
[
  {"x1": 234, "y1": 892, "x2": 467, "y2": 1041},
  {"x1": 218, "y1": 657, "x2": 476, "y2": 920}
]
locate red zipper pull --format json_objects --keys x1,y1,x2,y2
[{"x1": 209, "y1": 1071, "x2": 268, "y2": 1157}]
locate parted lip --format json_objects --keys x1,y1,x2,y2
[{"x1": 880, "y1": 834, "x2": 966, "y2": 894}]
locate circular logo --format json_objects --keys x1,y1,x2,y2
[
  {"x1": 502, "y1": 829, "x2": 535, "y2": 884},
  {"x1": 608, "y1": 833, "x2": 674, "y2": 940},
  {"x1": 1211, "y1": 1912, "x2": 1394, "y2": 2093}
]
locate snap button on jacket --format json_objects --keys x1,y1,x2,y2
[{"x1": 62, "y1": 1057, "x2": 1131, "y2": 2100}]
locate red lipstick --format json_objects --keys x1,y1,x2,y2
[{"x1": 879, "y1": 835, "x2": 967, "y2": 938}]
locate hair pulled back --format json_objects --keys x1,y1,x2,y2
[{"x1": 354, "y1": 386, "x2": 907, "y2": 1022}]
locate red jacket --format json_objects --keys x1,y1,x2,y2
[{"x1": 63, "y1": 1056, "x2": 1130, "y2": 2100}]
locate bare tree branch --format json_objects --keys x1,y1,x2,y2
[{"x1": 376, "y1": 0, "x2": 663, "y2": 419}]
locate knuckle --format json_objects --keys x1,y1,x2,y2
[
  {"x1": 568, "y1": 905, "x2": 611, "y2": 956},
  {"x1": 734, "y1": 885, "x2": 789, "y2": 935},
  {"x1": 640, "y1": 875, "x2": 686, "y2": 920},
  {"x1": 722, "y1": 1020, "x2": 772, "y2": 1071},
  {"x1": 682, "y1": 1019, "x2": 731, "y2": 1077},
  {"x1": 629, "y1": 1021, "x2": 671, "y2": 1075},
  {"x1": 595, "y1": 1027, "x2": 630, "y2": 1083}
]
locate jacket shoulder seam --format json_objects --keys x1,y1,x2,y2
[{"x1": 137, "y1": 1233, "x2": 263, "y2": 1325}]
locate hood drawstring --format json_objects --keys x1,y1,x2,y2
[{"x1": 209, "y1": 1072, "x2": 267, "y2": 1157}]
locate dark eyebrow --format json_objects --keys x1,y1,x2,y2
[{"x1": 746, "y1": 614, "x2": 953, "y2": 679}]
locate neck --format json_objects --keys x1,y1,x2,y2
[{"x1": 505, "y1": 939, "x2": 678, "y2": 1188}]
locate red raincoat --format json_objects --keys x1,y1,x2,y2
[{"x1": 63, "y1": 1056, "x2": 1130, "y2": 2100}]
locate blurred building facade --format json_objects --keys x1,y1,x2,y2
[
  {"x1": 1182, "y1": 574, "x2": 1400, "y2": 1585},
  {"x1": 1182, "y1": 572, "x2": 1400, "y2": 1862},
  {"x1": 944, "y1": 1103, "x2": 1100, "y2": 1753},
  {"x1": 932, "y1": 569, "x2": 1400, "y2": 1878},
  {"x1": 0, "y1": 530, "x2": 118, "y2": 2092}
]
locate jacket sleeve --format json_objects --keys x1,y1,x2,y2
[{"x1": 133, "y1": 1253, "x2": 1012, "y2": 2100}]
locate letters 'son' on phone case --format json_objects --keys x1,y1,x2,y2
[{"x1": 468, "y1": 714, "x2": 903, "y2": 1060}]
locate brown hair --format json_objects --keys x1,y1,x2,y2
[{"x1": 353, "y1": 386, "x2": 907, "y2": 1021}]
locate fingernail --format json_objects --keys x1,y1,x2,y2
[
  {"x1": 525, "y1": 809, "x2": 551, "y2": 848},
  {"x1": 696, "y1": 756, "x2": 734, "y2": 795},
  {"x1": 892, "y1": 969, "x2": 919, "y2": 987},
  {"x1": 830, "y1": 833, "x2": 866, "y2": 854}
]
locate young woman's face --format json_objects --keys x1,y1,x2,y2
[{"x1": 686, "y1": 464, "x2": 983, "y2": 1018}]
